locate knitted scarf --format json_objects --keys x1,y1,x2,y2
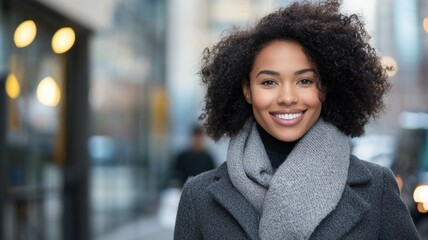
[{"x1": 227, "y1": 118, "x2": 350, "y2": 240}]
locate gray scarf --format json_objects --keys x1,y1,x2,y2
[{"x1": 227, "y1": 118, "x2": 350, "y2": 240}]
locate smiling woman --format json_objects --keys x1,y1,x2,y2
[
  {"x1": 174, "y1": 0, "x2": 420, "y2": 239},
  {"x1": 243, "y1": 40, "x2": 322, "y2": 142}
]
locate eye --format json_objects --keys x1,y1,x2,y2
[
  {"x1": 297, "y1": 78, "x2": 314, "y2": 86},
  {"x1": 261, "y1": 79, "x2": 277, "y2": 86}
]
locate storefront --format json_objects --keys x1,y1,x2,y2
[
  {"x1": 1, "y1": 0, "x2": 169, "y2": 239},
  {"x1": 0, "y1": 0, "x2": 90, "y2": 239}
]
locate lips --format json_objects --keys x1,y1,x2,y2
[{"x1": 270, "y1": 110, "x2": 306, "y2": 126}]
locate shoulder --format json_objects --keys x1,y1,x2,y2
[
  {"x1": 350, "y1": 155, "x2": 395, "y2": 178},
  {"x1": 348, "y1": 155, "x2": 398, "y2": 192},
  {"x1": 178, "y1": 149, "x2": 192, "y2": 157},
  {"x1": 175, "y1": 150, "x2": 189, "y2": 161},
  {"x1": 349, "y1": 158, "x2": 420, "y2": 238},
  {"x1": 181, "y1": 163, "x2": 227, "y2": 195}
]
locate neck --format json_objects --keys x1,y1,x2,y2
[{"x1": 256, "y1": 124, "x2": 298, "y2": 170}]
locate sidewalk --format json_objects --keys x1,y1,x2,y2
[
  {"x1": 97, "y1": 188, "x2": 181, "y2": 240},
  {"x1": 96, "y1": 215, "x2": 174, "y2": 240}
]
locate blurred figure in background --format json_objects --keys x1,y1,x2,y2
[
  {"x1": 170, "y1": 125, "x2": 216, "y2": 187},
  {"x1": 159, "y1": 124, "x2": 216, "y2": 229}
]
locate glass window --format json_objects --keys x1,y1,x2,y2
[{"x1": 4, "y1": 13, "x2": 66, "y2": 240}]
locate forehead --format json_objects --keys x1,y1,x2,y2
[{"x1": 252, "y1": 40, "x2": 313, "y2": 72}]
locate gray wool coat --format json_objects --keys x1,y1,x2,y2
[{"x1": 174, "y1": 155, "x2": 420, "y2": 240}]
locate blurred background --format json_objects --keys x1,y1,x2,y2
[{"x1": 0, "y1": 0, "x2": 427, "y2": 239}]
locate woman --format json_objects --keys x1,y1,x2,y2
[{"x1": 174, "y1": 0, "x2": 420, "y2": 239}]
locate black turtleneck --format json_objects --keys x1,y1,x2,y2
[{"x1": 256, "y1": 124, "x2": 298, "y2": 170}]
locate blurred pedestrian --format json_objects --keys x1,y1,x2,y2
[
  {"x1": 170, "y1": 125, "x2": 216, "y2": 188},
  {"x1": 174, "y1": 0, "x2": 420, "y2": 239}
]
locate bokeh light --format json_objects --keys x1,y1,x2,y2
[
  {"x1": 381, "y1": 56, "x2": 398, "y2": 78},
  {"x1": 417, "y1": 202, "x2": 428, "y2": 213},
  {"x1": 36, "y1": 76, "x2": 61, "y2": 107},
  {"x1": 52, "y1": 27, "x2": 76, "y2": 54},
  {"x1": 414, "y1": 185, "x2": 428, "y2": 203},
  {"x1": 14, "y1": 20, "x2": 37, "y2": 48},
  {"x1": 5, "y1": 73, "x2": 21, "y2": 99}
]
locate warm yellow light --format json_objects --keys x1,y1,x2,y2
[
  {"x1": 14, "y1": 20, "x2": 37, "y2": 48},
  {"x1": 381, "y1": 56, "x2": 398, "y2": 78},
  {"x1": 417, "y1": 202, "x2": 428, "y2": 213},
  {"x1": 424, "y1": 202, "x2": 428, "y2": 210},
  {"x1": 36, "y1": 77, "x2": 61, "y2": 107},
  {"x1": 5, "y1": 73, "x2": 21, "y2": 99},
  {"x1": 51, "y1": 27, "x2": 75, "y2": 54},
  {"x1": 423, "y1": 18, "x2": 428, "y2": 33},
  {"x1": 414, "y1": 185, "x2": 428, "y2": 203}
]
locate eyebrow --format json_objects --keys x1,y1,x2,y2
[
  {"x1": 294, "y1": 68, "x2": 316, "y2": 75},
  {"x1": 256, "y1": 70, "x2": 280, "y2": 77},
  {"x1": 256, "y1": 68, "x2": 316, "y2": 77}
]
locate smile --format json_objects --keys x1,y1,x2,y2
[
  {"x1": 270, "y1": 110, "x2": 306, "y2": 127},
  {"x1": 273, "y1": 113, "x2": 303, "y2": 120}
]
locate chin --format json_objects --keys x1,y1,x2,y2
[{"x1": 274, "y1": 134, "x2": 300, "y2": 142}]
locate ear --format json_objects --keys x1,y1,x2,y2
[{"x1": 242, "y1": 81, "x2": 252, "y2": 104}]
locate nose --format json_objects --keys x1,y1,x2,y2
[{"x1": 277, "y1": 85, "x2": 297, "y2": 105}]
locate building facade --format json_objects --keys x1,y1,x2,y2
[{"x1": 0, "y1": 0, "x2": 168, "y2": 239}]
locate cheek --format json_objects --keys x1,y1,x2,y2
[
  {"x1": 303, "y1": 89, "x2": 322, "y2": 108},
  {"x1": 251, "y1": 89, "x2": 275, "y2": 109}
]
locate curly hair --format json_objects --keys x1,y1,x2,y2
[{"x1": 199, "y1": 0, "x2": 390, "y2": 141}]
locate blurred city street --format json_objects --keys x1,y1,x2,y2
[{"x1": 1, "y1": 0, "x2": 428, "y2": 239}]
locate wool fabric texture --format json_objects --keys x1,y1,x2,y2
[{"x1": 227, "y1": 118, "x2": 350, "y2": 240}]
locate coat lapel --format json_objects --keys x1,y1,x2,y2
[
  {"x1": 311, "y1": 156, "x2": 373, "y2": 239},
  {"x1": 311, "y1": 185, "x2": 371, "y2": 239},
  {"x1": 208, "y1": 164, "x2": 260, "y2": 240}
]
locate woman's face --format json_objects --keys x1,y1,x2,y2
[{"x1": 243, "y1": 40, "x2": 322, "y2": 142}]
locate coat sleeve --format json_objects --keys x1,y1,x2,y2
[
  {"x1": 174, "y1": 180, "x2": 203, "y2": 240},
  {"x1": 380, "y1": 167, "x2": 420, "y2": 240}
]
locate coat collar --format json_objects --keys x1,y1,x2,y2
[
  {"x1": 208, "y1": 155, "x2": 372, "y2": 240},
  {"x1": 208, "y1": 163, "x2": 260, "y2": 240},
  {"x1": 346, "y1": 155, "x2": 373, "y2": 185}
]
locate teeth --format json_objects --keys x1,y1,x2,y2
[{"x1": 275, "y1": 113, "x2": 302, "y2": 120}]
